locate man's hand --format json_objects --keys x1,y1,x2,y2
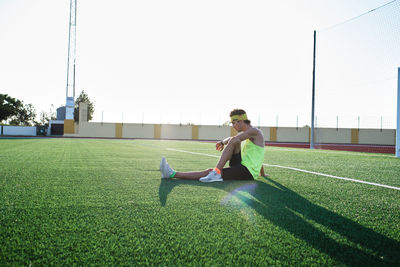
[
  {"x1": 260, "y1": 166, "x2": 269, "y2": 178},
  {"x1": 216, "y1": 141, "x2": 224, "y2": 151}
]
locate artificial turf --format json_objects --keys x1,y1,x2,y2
[{"x1": 0, "y1": 138, "x2": 399, "y2": 266}]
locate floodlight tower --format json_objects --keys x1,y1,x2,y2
[{"x1": 65, "y1": 0, "x2": 77, "y2": 124}]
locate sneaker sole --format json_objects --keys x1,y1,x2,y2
[
  {"x1": 160, "y1": 158, "x2": 167, "y2": 178},
  {"x1": 199, "y1": 178, "x2": 223, "y2": 183}
]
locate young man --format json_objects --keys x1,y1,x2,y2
[{"x1": 159, "y1": 109, "x2": 266, "y2": 182}]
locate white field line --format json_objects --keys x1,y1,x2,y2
[
  {"x1": 167, "y1": 148, "x2": 400, "y2": 191},
  {"x1": 268, "y1": 146, "x2": 394, "y2": 158}
]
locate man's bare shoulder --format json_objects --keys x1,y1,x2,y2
[
  {"x1": 246, "y1": 126, "x2": 263, "y2": 136},
  {"x1": 246, "y1": 126, "x2": 264, "y2": 146}
]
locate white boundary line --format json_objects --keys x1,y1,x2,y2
[{"x1": 167, "y1": 148, "x2": 400, "y2": 191}]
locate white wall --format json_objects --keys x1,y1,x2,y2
[
  {"x1": 198, "y1": 125, "x2": 230, "y2": 140},
  {"x1": 314, "y1": 128, "x2": 352, "y2": 144},
  {"x1": 123, "y1": 124, "x2": 154, "y2": 139},
  {"x1": 277, "y1": 127, "x2": 309, "y2": 143},
  {"x1": 79, "y1": 122, "x2": 116, "y2": 138},
  {"x1": 259, "y1": 127, "x2": 270, "y2": 142},
  {"x1": 359, "y1": 129, "x2": 395, "y2": 145},
  {"x1": 3, "y1": 126, "x2": 36, "y2": 136},
  {"x1": 161, "y1": 124, "x2": 192, "y2": 140}
]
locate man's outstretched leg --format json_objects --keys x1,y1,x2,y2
[{"x1": 160, "y1": 157, "x2": 213, "y2": 180}]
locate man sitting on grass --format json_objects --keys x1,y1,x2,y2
[{"x1": 159, "y1": 109, "x2": 267, "y2": 182}]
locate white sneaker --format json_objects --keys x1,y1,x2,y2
[
  {"x1": 160, "y1": 157, "x2": 175, "y2": 179},
  {"x1": 199, "y1": 170, "x2": 223, "y2": 183}
]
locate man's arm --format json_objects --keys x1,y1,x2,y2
[
  {"x1": 216, "y1": 128, "x2": 259, "y2": 151},
  {"x1": 221, "y1": 136, "x2": 232, "y2": 145},
  {"x1": 228, "y1": 127, "x2": 259, "y2": 145}
]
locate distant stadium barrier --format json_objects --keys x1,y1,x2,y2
[
  {"x1": 58, "y1": 102, "x2": 395, "y2": 152},
  {"x1": 70, "y1": 121, "x2": 395, "y2": 146},
  {"x1": 1, "y1": 126, "x2": 36, "y2": 136}
]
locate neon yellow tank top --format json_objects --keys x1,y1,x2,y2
[{"x1": 241, "y1": 139, "x2": 265, "y2": 179}]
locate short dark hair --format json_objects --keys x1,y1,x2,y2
[{"x1": 229, "y1": 109, "x2": 251, "y2": 124}]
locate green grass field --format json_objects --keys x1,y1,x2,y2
[{"x1": 1, "y1": 138, "x2": 400, "y2": 266}]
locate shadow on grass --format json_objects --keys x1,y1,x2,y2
[{"x1": 159, "y1": 178, "x2": 400, "y2": 266}]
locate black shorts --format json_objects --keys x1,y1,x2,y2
[{"x1": 222, "y1": 153, "x2": 254, "y2": 180}]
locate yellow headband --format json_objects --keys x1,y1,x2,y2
[{"x1": 230, "y1": 114, "x2": 248, "y2": 122}]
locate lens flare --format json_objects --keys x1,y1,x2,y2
[{"x1": 221, "y1": 183, "x2": 259, "y2": 222}]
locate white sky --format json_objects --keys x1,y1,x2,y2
[{"x1": 1, "y1": 0, "x2": 399, "y2": 128}]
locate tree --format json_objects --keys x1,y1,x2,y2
[
  {"x1": 39, "y1": 104, "x2": 57, "y2": 126},
  {"x1": 0, "y1": 94, "x2": 22, "y2": 123},
  {"x1": 9, "y1": 103, "x2": 37, "y2": 126},
  {"x1": 74, "y1": 90, "x2": 95, "y2": 123}
]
